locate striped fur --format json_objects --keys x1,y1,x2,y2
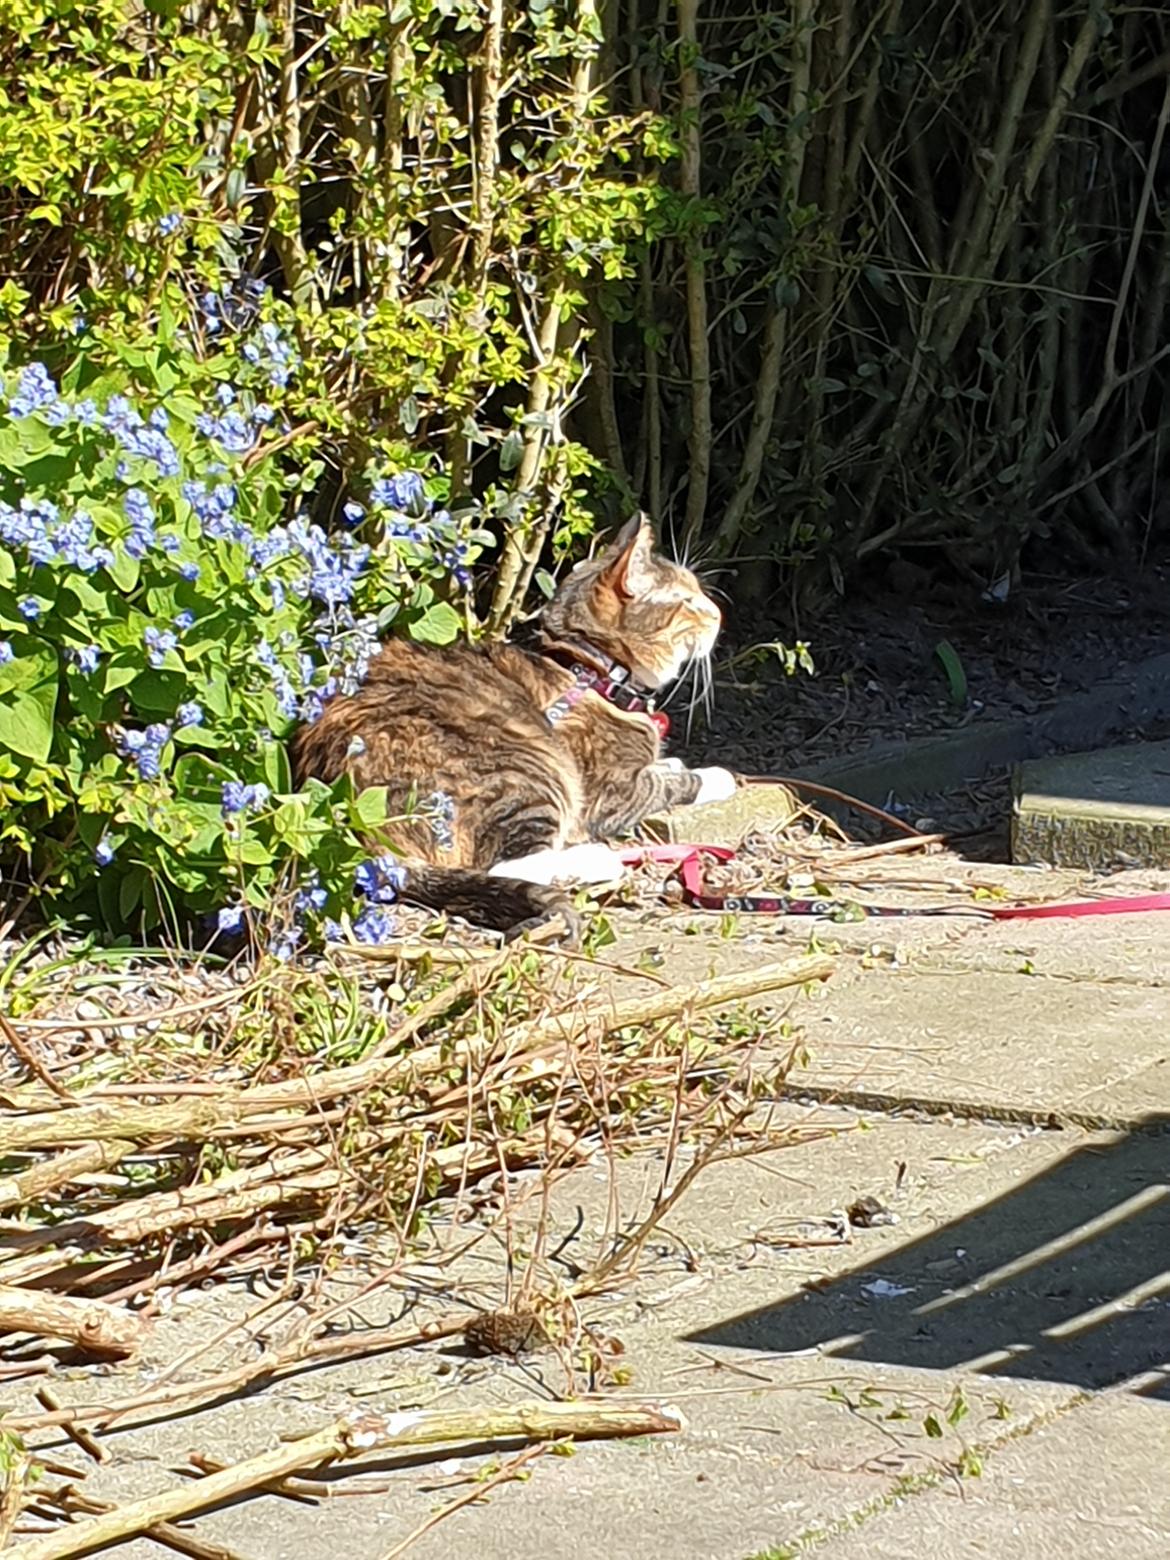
[{"x1": 292, "y1": 515, "x2": 723, "y2": 935}]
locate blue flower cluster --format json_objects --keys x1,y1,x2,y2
[
  {"x1": 103, "y1": 396, "x2": 181, "y2": 478},
  {"x1": 371, "y1": 471, "x2": 426, "y2": 513},
  {"x1": 295, "y1": 873, "x2": 328, "y2": 915},
  {"x1": 221, "y1": 780, "x2": 270, "y2": 817},
  {"x1": 353, "y1": 855, "x2": 407, "y2": 904},
  {"x1": 144, "y1": 626, "x2": 178, "y2": 668},
  {"x1": 214, "y1": 867, "x2": 332, "y2": 956},
  {"x1": 195, "y1": 402, "x2": 259, "y2": 456},
  {"x1": 124, "y1": 489, "x2": 157, "y2": 557},
  {"x1": 0, "y1": 496, "x2": 114, "y2": 575},
  {"x1": 200, "y1": 278, "x2": 266, "y2": 335},
  {"x1": 199, "y1": 282, "x2": 297, "y2": 389},
  {"x1": 6, "y1": 363, "x2": 58, "y2": 420},
  {"x1": 268, "y1": 928, "x2": 303, "y2": 962},
  {"x1": 367, "y1": 473, "x2": 473, "y2": 587},
  {"x1": 242, "y1": 321, "x2": 297, "y2": 388},
  {"x1": 180, "y1": 479, "x2": 251, "y2": 547},
  {"x1": 115, "y1": 722, "x2": 173, "y2": 781},
  {"x1": 352, "y1": 905, "x2": 396, "y2": 944},
  {"x1": 310, "y1": 610, "x2": 381, "y2": 700}
]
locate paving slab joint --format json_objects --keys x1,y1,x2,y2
[{"x1": 749, "y1": 1390, "x2": 1092, "y2": 1558}]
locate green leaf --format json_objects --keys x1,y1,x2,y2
[
  {"x1": 933, "y1": 639, "x2": 967, "y2": 709},
  {"x1": 107, "y1": 544, "x2": 140, "y2": 593},
  {"x1": 0, "y1": 637, "x2": 59, "y2": 761},
  {"x1": 946, "y1": 1392, "x2": 969, "y2": 1426},
  {"x1": 120, "y1": 866, "x2": 147, "y2": 920},
  {"x1": 410, "y1": 601, "x2": 463, "y2": 645},
  {"x1": 236, "y1": 833, "x2": 274, "y2": 865},
  {"x1": 923, "y1": 1414, "x2": 944, "y2": 1439},
  {"x1": 131, "y1": 670, "x2": 185, "y2": 712},
  {"x1": 259, "y1": 741, "x2": 292, "y2": 794},
  {"x1": 499, "y1": 427, "x2": 525, "y2": 471},
  {"x1": 354, "y1": 786, "x2": 389, "y2": 827}
]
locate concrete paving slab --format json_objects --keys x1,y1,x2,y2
[
  {"x1": 686, "y1": 1123, "x2": 1170, "y2": 1397},
  {"x1": 12, "y1": 862, "x2": 1170, "y2": 1560},
  {"x1": 957, "y1": 903, "x2": 1170, "y2": 985},
  {"x1": 816, "y1": 1499, "x2": 1170, "y2": 1559},
  {"x1": 647, "y1": 780, "x2": 801, "y2": 844},
  {"x1": 814, "y1": 1391, "x2": 1170, "y2": 1560},
  {"x1": 785, "y1": 966, "x2": 1170, "y2": 1122},
  {"x1": 20, "y1": 1110, "x2": 1165, "y2": 1559},
  {"x1": 1013, "y1": 739, "x2": 1170, "y2": 869}
]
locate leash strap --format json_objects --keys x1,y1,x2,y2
[{"x1": 618, "y1": 842, "x2": 1170, "y2": 922}]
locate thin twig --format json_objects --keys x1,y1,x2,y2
[{"x1": 14, "y1": 1400, "x2": 684, "y2": 1560}]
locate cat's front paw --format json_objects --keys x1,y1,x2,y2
[{"x1": 691, "y1": 766, "x2": 739, "y2": 805}]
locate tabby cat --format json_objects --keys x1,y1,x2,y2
[{"x1": 293, "y1": 513, "x2": 736, "y2": 935}]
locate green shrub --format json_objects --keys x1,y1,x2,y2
[{"x1": 0, "y1": 285, "x2": 490, "y2": 944}]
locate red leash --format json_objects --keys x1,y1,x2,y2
[{"x1": 619, "y1": 842, "x2": 1170, "y2": 922}]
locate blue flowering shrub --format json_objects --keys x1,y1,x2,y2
[{"x1": 0, "y1": 306, "x2": 491, "y2": 943}]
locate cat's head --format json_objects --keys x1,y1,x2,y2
[{"x1": 540, "y1": 513, "x2": 721, "y2": 689}]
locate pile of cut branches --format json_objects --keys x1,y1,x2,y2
[
  {"x1": 0, "y1": 943, "x2": 833, "y2": 1359},
  {"x1": 0, "y1": 937, "x2": 834, "y2": 1552}
]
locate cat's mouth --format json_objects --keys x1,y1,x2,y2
[{"x1": 632, "y1": 635, "x2": 717, "y2": 692}]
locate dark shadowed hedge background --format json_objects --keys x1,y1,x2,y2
[{"x1": 3, "y1": 0, "x2": 1168, "y2": 621}]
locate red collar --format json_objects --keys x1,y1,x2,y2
[{"x1": 542, "y1": 642, "x2": 670, "y2": 738}]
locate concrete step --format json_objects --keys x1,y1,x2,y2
[{"x1": 1012, "y1": 739, "x2": 1170, "y2": 869}]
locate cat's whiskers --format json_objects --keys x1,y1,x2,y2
[{"x1": 673, "y1": 646, "x2": 714, "y2": 740}]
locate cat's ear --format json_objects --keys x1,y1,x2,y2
[{"x1": 602, "y1": 512, "x2": 656, "y2": 599}]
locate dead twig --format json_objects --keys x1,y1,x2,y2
[
  {"x1": 15, "y1": 1399, "x2": 684, "y2": 1560},
  {"x1": 0, "y1": 1284, "x2": 147, "y2": 1357},
  {"x1": 33, "y1": 1485, "x2": 252, "y2": 1560},
  {"x1": 378, "y1": 1441, "x2": 551, "y2": 1559}
]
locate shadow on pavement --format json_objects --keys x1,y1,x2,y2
[{"x1": 688, "y1": 1115, "x2": 1170, "y2": 1400}]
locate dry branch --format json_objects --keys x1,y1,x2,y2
[
  {"x1": 33, "y1": 1486, "x2": 249, "y2": 1560},
  {"x1": 513, "y1": 954, "x2": 834, "y2": 1049},
  {"x1": 677, "y1": 0, "x2": 712, "y2": 547},
  {"x1": 15, "y1": 1400, "x2": 684, "y2": 1559},
  {"x1": 1, "y1": 954, "x2": 833, "y2": 1152},
  {"x1": 0, "y1": 1140, "x2": 134, "y2": 1212},
  {"x1": 0, "y1": 1284, "x2": 146, "y2": 1356}
]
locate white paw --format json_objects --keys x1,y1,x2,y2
[
  {"x1": 490, "y1": 849, "x2": 560, "y2": 886},
  {"x1": 548, "y1": 842, "x2": 628, "y2": 885},
  {"x1": 692, "y1": 766, "x2": 738, "y2": 805},
  {"x1": 657, "y1": 757, "x2": 686, "y2": 772},
  {"x1": 490, "y1": 844, "x2": 627, "y2": 887}
]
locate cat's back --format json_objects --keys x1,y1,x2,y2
[
  {"x1": 362, "y1": 636, "x2": 546, "y2": 720},
  {"x1": 293, "y1": 634, "x2": 558, "y2": 786}
]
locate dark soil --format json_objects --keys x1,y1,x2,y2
[
  {"x1": 683, "y1": 556, "x2": 1170, "y2": 771},
  {"x1": 675, "y1": 553, "x2": 1170, "y2": 849}
]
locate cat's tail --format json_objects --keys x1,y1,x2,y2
[{"x1": 399, "y1": 864, "x2": 579, "y2": 942}]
